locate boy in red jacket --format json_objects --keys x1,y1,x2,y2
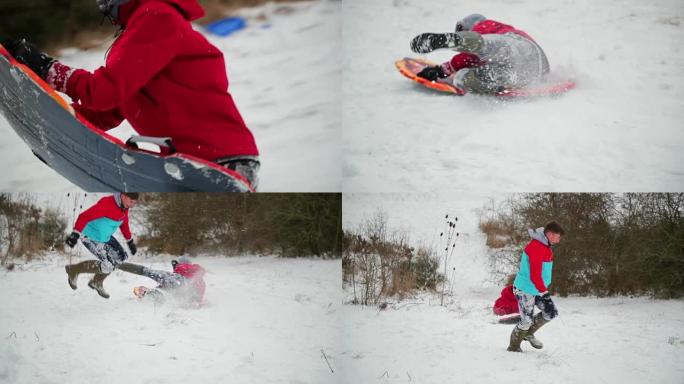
[
  {"x1": 118, "y1": 256, "x2": 206, "y2": 306},
  {"x1": 64, "y1": 192, "x2": 139, "y2": 299},
  {"x1": 507, "y1": 221, "x2": 564, "y2": 352},
  {"x1": 410, "y1": 13, "x2": 549, "y2": 94},
  {"x1": 3, "y1": 0, "x2": 260, "y2": 188}
]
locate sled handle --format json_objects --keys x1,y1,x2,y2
[{"x1": 125, "y1": 135, "x2": 176, "y2": 154}]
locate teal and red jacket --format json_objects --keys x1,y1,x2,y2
[
  {"x1": 73, "y1": 195, "x2": 132, "y2": 243},
  {"x1": 513, "y1": 228, "x2": 554, "y2": 296}
]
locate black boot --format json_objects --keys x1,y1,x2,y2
[
  {"x1": 88, "y1": 272, "x2": 110, "y2": 299},
  {"x1": 524, "y1": 313, "x2": 550, "y2": 349},
  {"x1": 507, "y1": 326, "x2": 528, "y2": 352},
  {"x1": 65, "y1": 260, "x2": 101, "y2": 290},
  {"x1": 410, "y1": 33, "x2": 461, "y2": 54}
]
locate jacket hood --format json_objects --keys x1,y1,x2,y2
[
  {"x1": 527, "y1": 227, "x2": 549, "y2": 246},
  {"x1": 174, "y1": 263, "x2": 206, "y2": 278},
  {"x1": 113, "y1": 193, "x2": 127, "y2": 210},
  {"x1": 118, "y1": 0, "x2": 205, "y2": 26}
]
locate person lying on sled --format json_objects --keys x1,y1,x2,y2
[
  {"x1": 118, "y1": 256, "x2": 205, "y2": 306},
  {"x1": 410, "y1": 13, "x2": 549, "y2": 94}
]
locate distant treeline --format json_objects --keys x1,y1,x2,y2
[
  {"x1": 480, "y1": 193, "x2": 684, "y2": 298},
  {"x1": 139, "y1": 193, "x2": 342, "y2": 258},
  {"x1": 0, "y1": 194, "x2": 66, "y2": 265},
  {"x1": 0, "y1": 0, "x2": 309, "y2": 50},
  {"x1": 0, "y1": 193, "x2": 341, "y2": 262}
]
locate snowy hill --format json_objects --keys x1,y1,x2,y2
[
  {"x1": 0, "y1": 255, "x2": 341, "y2": 384},
  {"x1": 340, "y1": 193, "x2": 684, "y2": 384},
  {"x1": 0, "y1": 0, "x2": 341, "y2": 192},
  {"x1": 342, "y1": 0, "x2": 684, "y2": 192}
]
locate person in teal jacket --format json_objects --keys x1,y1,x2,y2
[
  {"x1": 64, "y1": 193, "x2": 139, "y2": 299},
  {"x1": 507, "y1": 221, "x2": 564, "y2": 352}
]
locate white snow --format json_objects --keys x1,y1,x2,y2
[
  {"x1": 0, "y1": 254, "x2": 341, "y2": 384},
  {"x1": 0, "y1": 0, "x2": 341, "y2": 192},
  {"x1": 340, "y1": 193, "x2": 684, "y2": 384},
  {"x1": 342, "y1": 0, "x2": 684, "y2": 192}
]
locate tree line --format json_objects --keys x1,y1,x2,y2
[
  {"x1": 480, "y1": 193, "x2": 684, "y2": 298},
  {"x1": 0, "y1": 193, "x2": 341, "y2": 263},
  {"x1": 139, "y1": 193, "x2": 342, "y2": 258}
]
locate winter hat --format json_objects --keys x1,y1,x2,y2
[
  {"x1": 96, "y1": 0, "x2": 131, "y2": 22},
  {"x1": 171, "y1": 256, "x2": 191, "y2": 269},
  {"x1": 456, "y1": 13, "x2": 486, "y2": 32}
]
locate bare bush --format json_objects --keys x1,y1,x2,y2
[
  {"x1": 343, "y1": 210, "x2": 443, "y2": 305},
  {"x1": 0, "y1": 194, "x2": 67, "y2": 264}
]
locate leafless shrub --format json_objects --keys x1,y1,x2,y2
[{"x1": 343, "y1": 210, "x2": 443, "y2": 305}]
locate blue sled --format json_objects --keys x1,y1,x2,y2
[{"x1": 206, "y1": 17, "x2": 247, "y2": 37}]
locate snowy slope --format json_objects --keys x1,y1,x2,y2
[
  {"x1": 340, "y1": 193, "x2": 684, "y2": 384},
  {"x1": 342, "y1": 0, "x2": 684, "y2": 192},
  {"x1": 0, "y1": 255, "x2": 341, "y2": 384},
  {"x1": 0, "y1": 0, "x2": 341, "y2": 192}
]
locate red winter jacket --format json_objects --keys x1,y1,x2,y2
[
  {"x1": 493, "y1": 285, "x2": 519, "y2": 316},
  {"x1": 447, "y1": 19, "x2": 537, "y2": 73},
  {"x1": 525, "y1": 239, "x2": 554, "y2": 293},
  {"x1": 173, "y1": 262, "x2": 206, "y2": 303},
  {"x1": 60, "y1": 0, "x2": 258, "y2": 161},
  {"x1": 74, "y1": 195, "x2": 132, "y2": 242}
]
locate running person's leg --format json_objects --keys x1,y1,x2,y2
[
  {"x1": 507, "y1": 287, "x2": 536, "y2": 351},
  {"x1": 523, "y1": 293, "x2": 558, "y2": 349},
  {"x1": 80, "y1": 236, "x2": 128, "y2": 298}
]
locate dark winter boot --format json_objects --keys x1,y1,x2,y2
[
  {"x1": 65, "y1": 260, "x2": 102, "y2": 290},
  {"x1": 410, "y1": 33, "x2": 461, "y2": 54},
  {"x1": 507, "y1": 326, "x2": 528, "y2": 352},
  {"x1": 118, "y1": 262, "x2": 146, "y2": 276},
  {"x1": 524, "y1": 313, "x2": 550, "y2": 349},
  {"x1": 88, "y1": 273, "x2": 110, "y2": 299}
]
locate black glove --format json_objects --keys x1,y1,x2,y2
[
  {"x1": 127, "y1": 239, "x2": 137, "y2": 256},
  {"x1": 65, "y1": 232, "x2": 80, "y2": 248},
  {"x1": 537, "y1": 292, "x2": 558, "y2": 318},
  {"x1": 1, "y1": 38, "x2": 54, "y2": 79},
  {"x1": 416, "y1": 65, "x2": 448, "y2": 82}
]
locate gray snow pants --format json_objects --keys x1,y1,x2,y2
[
  {"x1": 452, "y1": 31, "x2": 550, "y2": 93},
  {"x1": 139, "y1": 267, "x2": 185, "y2": 289},
  {"x1": 215, "y1": 155, "x2": 260, "y2": 191},
  {"x1": 513, "y1": 286, "x2": 558, "y2": 331},
  {"x1": 81, "y1": 236, "x2": 128, "y2": 273}
]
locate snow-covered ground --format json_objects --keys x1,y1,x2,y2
[
  {"x1": 342, "y1": 0, "x2": 684, "y2": 192},
  {"x1": 0, "y1": 254, "x2": 341, "y2": 384},
  {"x1": 338, "y1": 293, "x2": 684, "y2": 384},
  {"x1": 339, "y1": 193, "x2": 684, "y2": 384},
  {"x1": 0, "y1": 0, "x2": 341, "y2": 192}
]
